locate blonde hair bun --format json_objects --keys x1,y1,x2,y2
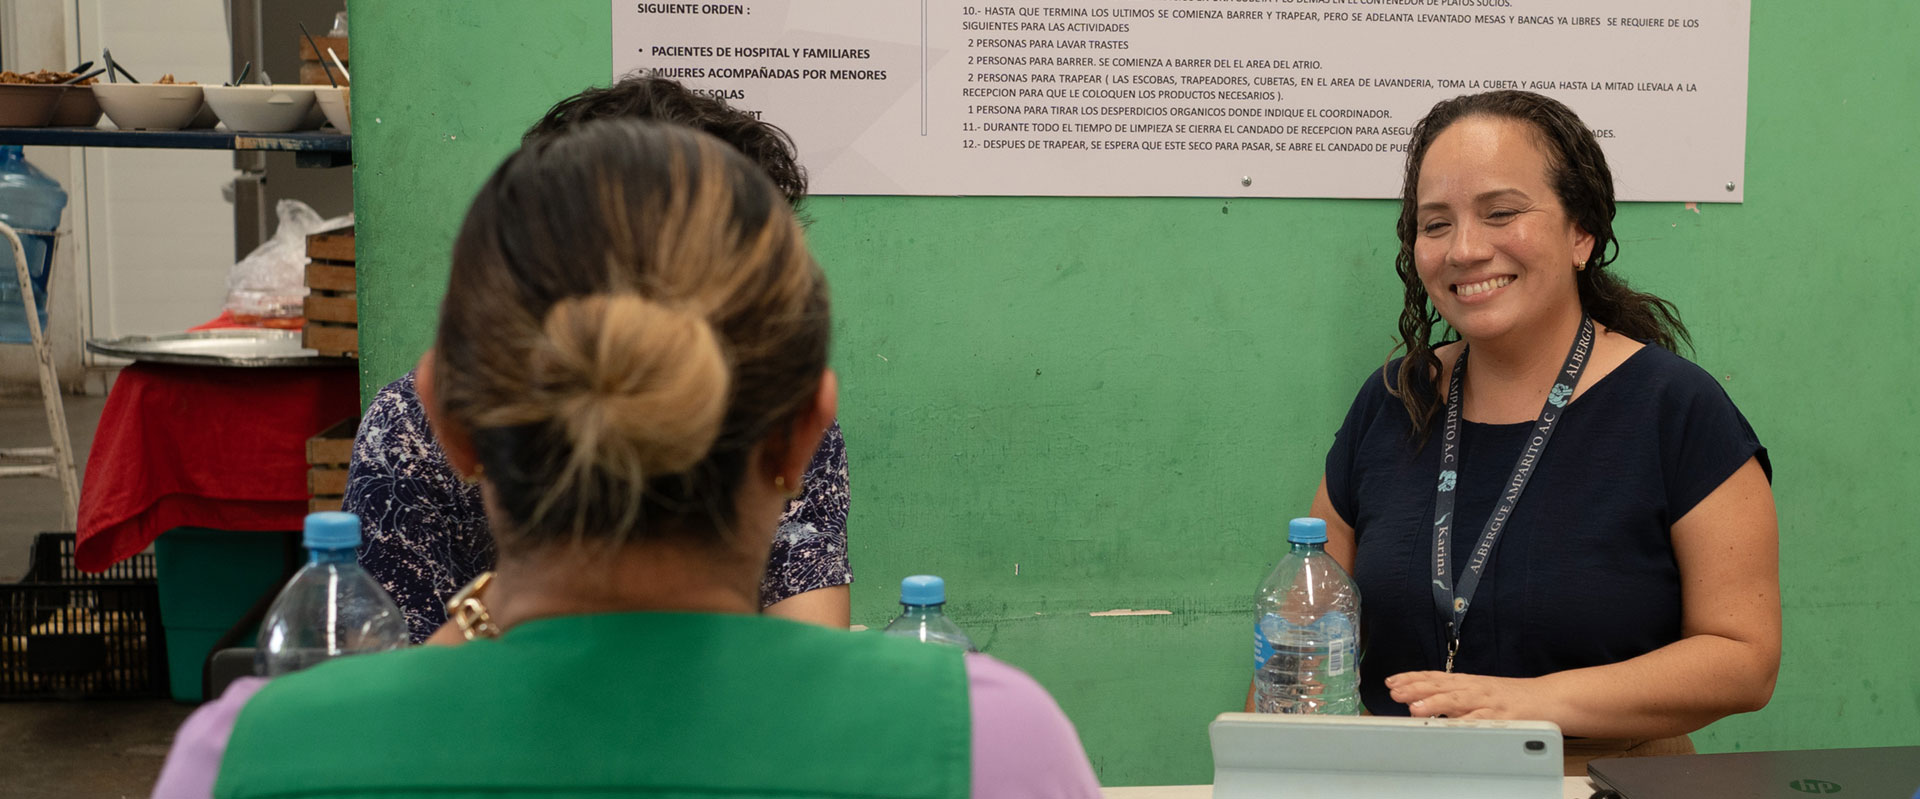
[
  {"x1": 438, "y1": 120, "x2": 826, "y2": 546},
  {"x1": 537, "y1": 293, "x2": 730, "y2": 481}
]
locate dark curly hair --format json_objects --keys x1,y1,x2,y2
[
  {"x1": 524, "y1": 73, "x2": 809, "y2": 209},
  {"x1": 1389, "y1": 90, "x2": 1689, "y2": 445}
]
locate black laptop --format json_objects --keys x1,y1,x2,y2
[{"x1": 1587, "y1": 746, "x2": 1920, "y2": 798}]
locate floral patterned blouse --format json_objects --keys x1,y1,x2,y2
[{"x1": 344, "y1": 370, "x2": 851, "y2": 642}]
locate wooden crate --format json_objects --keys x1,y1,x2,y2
[
  {"x1": 307, "y1": 230, "x2": 354, "y2": 262},
  {"x1": 306, "y1": 294, "x2": 357, "y2": 325},
  {"x1": 298, "y1": 36, "x2": 351, "y2": 87},
  {"x1": 308, "y1": 467, "x2": 348, "y2": 497},
  {"x1": 299, "y1": 63, "x2": 350, "y2": 88},
  {"x1": 303, "y1": 229, "x2": 357, "y2": 358},
  {"x1": 297, "y1": 36, "x2": 349, "y2": 64},
  {"x1": 304, "y1": 324, "x2": 358, "y2": 359},
  {"x1": 306, "y1": 417, "x2": 358, "y2": 513}
]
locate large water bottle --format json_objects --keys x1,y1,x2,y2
[
  {"x1": 882, "y1": 575, "x2": 977, "y2": 651},
  {"x1": 0, "y1": 146, "x2": 68, "y2": 344},
  {"x1": 1253, "y1": 517, "x2": 1360, "y2": 714},
  {"x1": 256, "y1": 512, "x2": 408, "y2": 676}
]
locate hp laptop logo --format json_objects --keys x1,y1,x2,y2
[{"x1": 1788, "y1": 779, "x2": 1843, "y2": 794}]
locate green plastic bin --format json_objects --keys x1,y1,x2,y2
[{"x1": 153, "y1": 528, "x2": 294, "y2": 702}]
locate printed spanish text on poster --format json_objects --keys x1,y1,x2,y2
[{"x1": 614, "y1": 1, "x2": 1750, "y2": 201}]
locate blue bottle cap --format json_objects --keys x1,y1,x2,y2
[
  {"x1": 900, "y1": 575, "x2": 946, "y2": 606},
  {"x1": 304, "y1": 511, "x2": 362, "y2": 551},
  {"x1": 1288, "y1": 517, "x2": 1328, "y2": 544}
]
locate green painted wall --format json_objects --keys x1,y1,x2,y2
[{"x1": 352, "y1": 1, "x2": 1920, "y2": 785}]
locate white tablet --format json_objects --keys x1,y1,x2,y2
[{"x1": 1210, "y1": 712, "x2": 1565, "y2": 799}]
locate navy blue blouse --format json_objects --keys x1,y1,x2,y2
[
  {"x1": 1326, "y1": 345, "x2": 1767, "y2": 717},
  {"x1": 344, "y1": 370, "x2": 852, "y2": 643}
]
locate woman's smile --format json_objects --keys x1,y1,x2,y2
[{"x1": 1453, "y1": 274, "x2": 1515, "y2": 301}]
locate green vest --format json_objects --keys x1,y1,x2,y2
[{"x1": 216, "y1": 612, "x2": 972, "y2": 798}]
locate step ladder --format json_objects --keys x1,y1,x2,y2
[{"x1": 0, "y1": 220, "x2": 78, "y2": 528}]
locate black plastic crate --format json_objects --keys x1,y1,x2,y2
[
  {"x1": 16, "y1": 533, "x2": 156, "y2": 622},
  {"x1": 25, "y1": 532, "x2": 156, "y2": 583},
  {"x1": 1, "y1": 533, "x2": 168, "y2": 700}
]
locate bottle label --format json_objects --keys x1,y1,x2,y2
[{"x1": 1256, "y1": 612, "x2": 1355, "y2": 676}]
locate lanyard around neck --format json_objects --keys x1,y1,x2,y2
[{"x1": 1430, "y1": 315, "x2": 1595, "y2": 672}]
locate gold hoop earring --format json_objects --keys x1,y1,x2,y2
[{"x1": 1575, "y1": 259, "x2": 1587, "y2": 272}]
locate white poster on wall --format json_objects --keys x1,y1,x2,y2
[{"x1": 614, "y1": 1, "x2": 1750, "y2": 201}]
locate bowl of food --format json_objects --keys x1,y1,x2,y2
[
  {"x1": 92, "y1": 81, "x2": 204, "y2": 130},
  {"x1": 0, "y1": 84, "x2": 63, "y2": 127},
  {"x1": 0, "y1": 69, "x2": 92, "y2": 86},
  {"x1": 0, "y1": 69, "x2": 98, "y2": 127},
  {"x1": 202, "y1": 85, "x2": 316, "y2": 133},
  {"x1": 49, "y1": 85, "x2": 103, "y2": 127},
  {"x1": 313, "y1": 86, "x2": 350, "y2": 134}
]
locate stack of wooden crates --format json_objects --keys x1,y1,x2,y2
[
  {"x1": 304, "y1": 229, "x2": 357, "y2": 358},
  {"x1": 305, "y1": 229, "x2": 358, "y2": 512}
]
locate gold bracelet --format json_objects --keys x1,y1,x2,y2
[{"x1": 446, "y1": 571, "x2": 501, "y2": 640}]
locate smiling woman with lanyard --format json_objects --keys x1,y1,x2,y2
[{"x1": 1305, "y1": 90, "x2": 1779, "y2": 775}]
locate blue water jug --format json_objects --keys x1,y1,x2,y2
[{"x1": 0, "y1": 145, "x2": 68, "y2": 344}]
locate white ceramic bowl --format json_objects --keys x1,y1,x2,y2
[
  {"x1": 202, "y1": 85, "x2": 316, "y2": 133},
  {"x1": 185, "y1": 101, "x2": 219, "y2": 129},
  {"x1": 313, "y1": 87, "x2": 350, "y2": 134},
  {"x1": 91, "y1": 83, "x2": 204, "y2": 131}
]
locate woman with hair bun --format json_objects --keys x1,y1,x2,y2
[
  {"x1": 345, "y1": 76, "x2": 852, "y2": 643},
  {"x1": 154, "y1": 120, "x2": 1101, "y2": 799},
  {"x1": 1299, "y1": 91, "x2": 1779, "y2": 773}
]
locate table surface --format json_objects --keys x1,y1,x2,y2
[{"x1": 1101, "y1": 777, "x2": 1595, "y2": 798}]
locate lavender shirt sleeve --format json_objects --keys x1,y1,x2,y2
[
  {"x1": 150, "y1": 677, "x2": 270, "y2": 799},
  {"x1": 967, "y1": 653, "x2": 1104, "y2": 799}
]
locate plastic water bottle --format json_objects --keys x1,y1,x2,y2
[
  {"x1": 0, "y1": 146, "x2": 68, "y2": 344},
  {"x1": 255, "y1": 512, "x2": 408, "y2": 676},
  {"x1": 882, "y1": 575, "x2": 977, "y2": 651},
  {"x1": 1253, "y1": 517, "x2": 1360, "y2": 714}
]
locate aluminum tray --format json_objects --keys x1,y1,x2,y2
[{"x1": 85, "y1": 328, "x2": 351, "y2": 368}]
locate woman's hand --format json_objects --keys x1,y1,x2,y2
[{"x1": 1386, "y1": 671, "x2": 1566, "y2": 721}]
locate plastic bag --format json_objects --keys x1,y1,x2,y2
[{"x1": 224, "y1": 199, "x2": 353, "y2": 323}]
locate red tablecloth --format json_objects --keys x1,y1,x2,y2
[{"x1": 74, "y1": 361, "x2": 358, "y2": 573}]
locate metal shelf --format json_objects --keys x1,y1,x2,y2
[{"x1": 0, "y1": 127, "x2": 350, "y2": 167}]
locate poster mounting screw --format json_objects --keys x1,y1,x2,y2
[
  {"x1": 1241, "y1": 176, "x2": 1252, "y2": 187},
  {"x1": 1725, "y1": 181, "x2": 1736, "y2": 192}
]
